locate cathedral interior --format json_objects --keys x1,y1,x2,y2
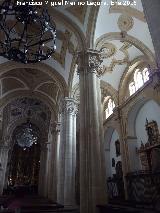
[{"x1": 0, "y1": 0, "x2": 160, "y2": 213}]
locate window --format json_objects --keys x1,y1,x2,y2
[
  {"x1": 129, "y1": 67, "x2": 150, "y2": 96},
  {"x1": 105, "y1": 98, "x2": 115, "y2": 119},
  {"x1": 129, "y1": 82, "x2": 136, "y2": 96},
  {"x1": 143, "y1": 68, "x2": 150, "y2": 83}
]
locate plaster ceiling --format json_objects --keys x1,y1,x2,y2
[
  {"x1": 71, "y1": 0, "x2": 156, "y2": 97},
  {"x1": 94, "y1": 0, "x2": 155, "y2": 91},
  {"x1": 0, "y1": 0, "x2": 156, "y2": 95},
  {"x1": 0, "y1": 68, "x2": 63, "y2": 109}
]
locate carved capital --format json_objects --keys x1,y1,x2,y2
[
  {"x1": 50, "y1": 121, "x2": 61, "y2": 134},
  {"x1": 61, "y1": 98, "x2": 78, "y2": 115},
  {"x1": 77, "y1": 49, "x2": 104, "y2": 76}
]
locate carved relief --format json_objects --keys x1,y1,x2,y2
[
  {"x1": 101, "y1": 42, "x2": 131, "y2": 74},
  {"x1": 100, "y1": 42, "x2": 117, "y2": 59},
  {"x1": 118, "y1": 14, "x2": 134, "y2": 32},
  {"x1": 62, "y1": 98, "x2": 77, "y2": 115},
  {"x1": 78, "y1": 50, "x2": 104, "y2": 76}
]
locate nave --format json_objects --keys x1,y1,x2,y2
[{"x1": 0, "y1": 0, "x2": 160, "y2": 213}]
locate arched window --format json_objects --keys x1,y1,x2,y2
[
  {"x1": 129, "y1": 82, "x2": 136, "y2": 96},
  {"x1": 129, "y1": 67, "x2": 150, "y2": 96},
  {"x1": 143, "y1": 68, "x2": 150, "y2": 83},
  {"x1": 105, "y1": 98, "x2": 115, "y2": 119}
]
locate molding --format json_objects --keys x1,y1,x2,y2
[
  {"x1": 95, "y1": 32, "x2": 156, "y2": 68},
  {"x1": 109, "y1": 5, "x2": 146, "y2": 23}
]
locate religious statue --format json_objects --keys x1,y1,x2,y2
[
  {"x1": 145, "y1": 119, "x2": 159, "y2": 144},
  {"x1": 115, "y1": 140, "x2": 120, "y2": 157}
]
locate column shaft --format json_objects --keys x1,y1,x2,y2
[
  {"x1": 0, "y1": 146, "x2": 9, "y2": 195},
  {"x1": 57, "y1": 98, "x2": 77, "y2": 205},
  {"x1": 78, "y1": 50, "x2": 108, "y2": 213},
  {"x1": 38, "y1": 143, "x2": 49, "y2": 197},
  {"x1": 47, "y1": 123, "x2": 60, "y2": 202}
]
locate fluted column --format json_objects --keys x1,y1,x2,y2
[
  {"x1": 78, "y1": 49, "x2": 108, "y2": 213},
  {"x1": 141, "y1": 0, "x2": 160, "y2": 66},
  {"x1": 47, "y1": 122, "x2": 60, "y2": 202},
  {"x1": 57, "y1": 98, "x2": 77, "y2": 205},
  {"x1": 0, "y1": 145, "x2": 9, "y2": 195}
]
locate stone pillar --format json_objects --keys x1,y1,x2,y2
[
  {"x1": 0, "y1": 145, "x2": 9, "y2": 195},
  {"x1": 141, "y1": 0, "x2": 160, "y2": 66},
  {"x1": 78, "y1": 49, "x2": 108, "y2": 213},
  {"x1": 47, "y1": 122, "x2": 60, "y2": 202},
  {"x1": 116, "y1": 114, "x2": 130, "y2": 200},
  {"x1": 38, "y1": 142, "x2": 50, "y2": 197},
  {"x1": 126, "y1": 136, "x2": 141, "y2": 172},
  {"x1": 57, "y1": 98, "x2": 77, "y2": 205}
]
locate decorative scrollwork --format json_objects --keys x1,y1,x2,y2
[{"x1": 100, "y1": 42, "x2": 117, "y2": 59}]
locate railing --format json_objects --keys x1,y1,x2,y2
[
  {"x1": 126, "y1": 171, "x2": 160, "y2": 204},
  {"x1": 107, "y1": 176, "x2": 125, "y2": 200}
]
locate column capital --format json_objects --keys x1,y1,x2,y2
[
  {"x1": 61, "y1": 98, "x2": 78, "y2": 115},
  {"x1": 50, "y1": 121, "x2": 61, "y2": 134},
  {"x1": 77, "y1": 49, "x2": 104, "y2": 76}
]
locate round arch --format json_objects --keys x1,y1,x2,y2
[
  {"x1": 0, "y1": 90, "x2": 57, "y2": 120},
  {"x1": 127, "y1": 97, "x2": 151, "y2": 137},
  {"x1": 7, "y1": 117, "x2": 48, "y2": 150},
  {"x1": 119, "y1": 56, "x2": 153, "y2": 104},
  {"x1": 0, "y1": 61, "x2": 68, "y2": 97},
  {"x1": 104, "y1": 126, "x2": 120, "y2": 178}
]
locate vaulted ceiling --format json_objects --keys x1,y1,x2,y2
[
  {"x1": 0, "y1": 0, "x2": 98, "y2": 86},
  {"x1": 94, "y1": 0, "x2": 156, "y2": 92},
  {"x1": 0, "y1": 0, "x2": 157, "y2": 106}
]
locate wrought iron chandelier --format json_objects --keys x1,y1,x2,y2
[
  {"x1": 0, "y1": 0, "x2": 56, "y2": 63},
  {"x1": 14, "y1": 120, "x2": 40, "y2": 149}
]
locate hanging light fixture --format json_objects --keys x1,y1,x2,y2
[
  {"x1": 14, "y1": 120, "x2": 40, "y2": 149},
  {"x1": 0, "y1": 0, "x2": 56, "y2": 63}
]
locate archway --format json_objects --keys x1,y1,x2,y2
[
  {"x1": 0, "y1": 97, "x2": 52, "y2": 197},
  {"x1": 7, "y1": 122, "x2": 41, "y2": 195},
  {"x1": 126, "y1": 99, "x2": 160, "y2": 202},
  {"x1": 104, "y1": 127, "x2": 124, "y2": 200}
]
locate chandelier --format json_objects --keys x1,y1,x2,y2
[
  {"x1": 0, "y1": 0, "x2": 56, "y2": 63},
  {"x1": 14, "y1": 121, "x2": 40, "y2": 149}
]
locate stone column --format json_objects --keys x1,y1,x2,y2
[
  {"x1": 38, "y1": 142, "x2": 50, "y2": 197},
  {"x1": 57, "y1": 98, "x2": 77, "y2": 205},
  {"x1": 116, "y1": 113, "x2": 130, "y2": 200},
  {"x1": 126, "y1": 136, "x2": 141, "y2": 172},
  {"x1": 0, "y1": 145, "x2": 9, "y2": 195},
  {"x1": 78, "y1": 49, "x2": 108, "y2": 213},
  {"x1": 47, "y1": 122, "x2": 60, "y2": 202},
  {"x1": 141, "y1": 0, "x2": 160, "y2": 66}
]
